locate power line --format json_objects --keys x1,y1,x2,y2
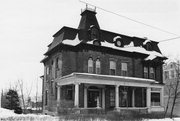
[
  {"x1": 158, "y1": 36, "x2": 180, "y2": 43},
  {"x1": 79, "y1": 0, "x2": 180, "y2": 37}
]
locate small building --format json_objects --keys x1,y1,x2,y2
[{"x1": 41, "y1": 8, "x2": 167, "y2": 114}]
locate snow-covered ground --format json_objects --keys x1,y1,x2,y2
[
  {"x1": 0, "y1": 108, "x2": 58, "y2": 121},
  {"x1": 0, "y1": 108, "x2": 180, "y2": 121}
]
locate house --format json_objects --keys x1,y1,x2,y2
[
  {"x1": 163, "y1": 62, "x2": 180, "y2": 116},
  {"x1": 41, "y1": 7, "x2": 167, "y2": 115}
]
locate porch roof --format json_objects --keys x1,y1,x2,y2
[{"x1": 56, "y1": 73, "x2": 161, "y2": 87}]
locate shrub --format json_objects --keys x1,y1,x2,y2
[
  {"x1": 14, "y1": 107, "x2": 22, "y2": 114},
  {"x1": 57, "y1": 100, "x2": 74, "y2": 115}
]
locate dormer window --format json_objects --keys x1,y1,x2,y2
[
  {"x1": 113, "y1": 36, "x2": 124, "y2": 47},
  {"x1": 146, "y1": 42, "x2": 152, "y2": 51},
  {"x1": 143, "y1": 38, "x2": 153, "y2": 51},
  {"x1": 93, "y1": 40, "x2": 101, "y2": 46},
  {"x1": 90, "y1": 26, "x2": 100, "y2": 40}
]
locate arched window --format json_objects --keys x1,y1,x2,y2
[
  {"x1": 96, "y1": 59, "x2": 101, "y2": 74},
  {"x1": 88, "y1": 58, "x2": 93, "y2": 73}
]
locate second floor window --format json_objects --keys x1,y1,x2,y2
[
  {"x1": 144, "y1": 67, "x2": 148, "y2": 78},
  {"x1": 46, "y1": 67, "x2": 49, "y2": 75},
  {"x1": 164, "y1": 71, "x2": 169, "y2": 79},
  {"x1": 149, "y1": 67, "x2": 155, "y2": 79},
  {"x1": 96, "y1": 59, "x2": 101, "y2": 74},
  {"x1": 110, "y1": 61, "x2": 116, "y2": 75},
  {"x1": 121, "y1": 63, "x2": 128, "y2": 76},
  {"x1": 170, "y1": 70, "x2": 175, "y2": 79},
  {"x1": 88, "y1": 58, "x2": 93, "y2": 73}
]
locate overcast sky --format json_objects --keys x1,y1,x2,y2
[{"x1": 0, "y1": 0, "x2": 180, "y2": 96}]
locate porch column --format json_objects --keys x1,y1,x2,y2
[
  {"x1": 84, "y1": 86, "x2": 87, "y2": 108},
  {"x1": 146, "y1": 87, "x2": 151, "y2": 112},
  {"x1": 57, "y1": 86, "x2": 61, "y2": 107},
  {"x1": 160, "y1": 87, "x2": 164, "y2": 106},
  {"x1": 115, "y1": 85, "x2": 120, "y2": 109},
  {"x1": 74, "y1": 83, "x2": 80, "y2": 108},
  {"x1": 132, "y1": 88, "x2": 135, "y2": 107},
  {"x1": 102, "y1": 88, "x2": 105, "y2": 109}
]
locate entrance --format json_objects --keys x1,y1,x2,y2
[{"x1": 88, "y1": 86, "x2": 100, "y2": 107}]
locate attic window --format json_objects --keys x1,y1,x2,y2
[
  {"x1": 146, "y1": 42, "x2": 153, "y2": 51},
  {"x1": 143, "y1": 38, "x2": 153, "y2": 51},
  {"x1": 113, "y1": 36, "x2": 123, "y2": 47},
  {"x1": 93, "y1": 40, "x2": 101, "y2": 46},
  {"x1": 90, "y1": 26, "x2": 100, "y2": 40}
]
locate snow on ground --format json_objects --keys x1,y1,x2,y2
[
  {"x1": 0, "y1": 108, "x2": 17, "y2": 117},
  {"x1": 1, "y1": 108, "x2": 180, "y2": 121},
  {"x1": 145, "y1": 118, "x2": 180, "y2": 121},
  {"x1": 0, "y1": 108, "x2": 58, "y2": 121}
]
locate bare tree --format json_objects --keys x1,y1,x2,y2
[
  {"x1": 164, "y1": 60, "x2": 180, "y2": 118},
  {"x1": 17, "y1": 80, "x2": 32, "y2": 114},
  {"x1": 164, "y1": 81, "x2": 173, "y2": 117},
  {"x1": 170, "y1": 60, "x2": 180, "y2": 118}
]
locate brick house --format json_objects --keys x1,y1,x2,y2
[{"x1": 41, "y1": 8, "x2": 167, "y2": 114}]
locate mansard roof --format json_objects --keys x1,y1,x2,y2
[{"x1": 43, "y1": 9, "x2": 166, "y2": 62}]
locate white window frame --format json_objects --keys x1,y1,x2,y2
[
  {"x1": 110, "y1": 60, "x2": 116, "y2": 75},
  {"x1": 121, "y1": 62, "x2": 128, "y2": 76},
  {"x1": 151, "y1": 88, "x2": 161, "y2": 107},
  {"x1": 95, "y1": 59, "x2": 101, "y2": 74},
  {"x1": 144, "y1": 66, "x2": 148, "y2": 78},
  {"x1": 88, "y1": 58, "x2": 93, "y2": 73}
]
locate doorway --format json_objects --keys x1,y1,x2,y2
[{"x1": 87, "y1": 86, "x2": 100, "y2": 108}]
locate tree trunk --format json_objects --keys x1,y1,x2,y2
[
  {"x1": 170, "y1": 79, "x2": 179, "y2": 118},
  {"x1": 164, "y1": 94, "x2": 170, "y2": 117}
]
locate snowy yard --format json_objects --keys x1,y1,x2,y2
[{"x1": 0, "y1": 108, "x2": 180, "y2": 121}]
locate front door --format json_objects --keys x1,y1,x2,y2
[{"x1": 88, "y1": 90, "x2": 99, "y2": 107}]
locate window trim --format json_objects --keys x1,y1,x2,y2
[
  {"x1": 88, "y1": 57, "x2": 94, "y2": 73},
  {"x1": 151, "y1": 88, "x2": 161, "y2": 107},
  {"x1": 109, "y1": 60, "x2": 116, "y2": 75},
  {"x1": 149, "y1": 67, "x2": 155, "y2": 79},
  {"x1": 95, "y1": 58, "x2": 101, "y2": 74},
  {"x1": 143, "y1": 66, "x2": 148, "y2": 78},
  {"x1": 121, "y1": 62, "x2": 128, "y2": 76}
]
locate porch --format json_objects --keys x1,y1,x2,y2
[{"x1": 55, "y1": 73, "x2": 164, "y2": 113}]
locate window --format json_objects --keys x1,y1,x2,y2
[
  {"x1": 55, "y1": 82, "x2": 57, "y2": 100},
  {"x1": 56, "y1": 58, "x2": 59, "y2": 70},
  {"x1": 51, "y1": 60, "x2": 55, "y2": 78},
  {"x1": 149, "y1": 67, "x2": 155, "y2": 79},
  {"x1": 151, "y1": 88, "x2": 161, "y2": 106},
  {"x1": 110, "y1": 61, "x2": 116, "y2": 75},
  {"x1": 51, "y1": 81, "x2": 54, "y2": 94},
  {"x1": 96, "y1": 59, "x2": 101, "y2": 74},
  {"x1": 45, "y1": 90, "x2": 48, "y2": 106},
  {"x1": 164, "y1": 71, "x2": 169, "y2": 79},
  {"x1": 171, "y1": 70, "x2": 175, "y2": 79},
  {"x1": 46, "y1": 67, "x2": 49, "y2": 75},
  {"x1": 121, "y1": 63, "x2": 128, "y2": 76},
  {"x1": 88, "y1": 58, "x2": 93, "y2": 73},
  {"x1": 66, "y1": 86, "x2": 73, "y2": 100},
  {"x1": 144, "y1": 67, "x2": 148, "y2": 78},
  {"x1": 110, "y1": 89, "x2": 115, "y2": 107}
]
